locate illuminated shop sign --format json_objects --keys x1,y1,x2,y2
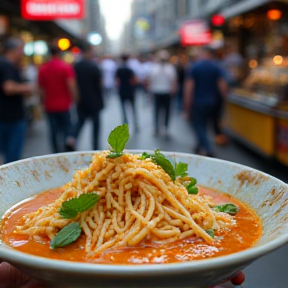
[
  {"x1": 21, "y1": 0, "x2": 84, "y2": 20},
  {"x1": 180, "y1": 20, "x2": 212, "y2": 46}
]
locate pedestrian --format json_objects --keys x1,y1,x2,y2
[
  {"x1": 0, "y1": 37, "x2": 33, "y2": 163},
  {"x1": 101, "y1": 55, "x2": 117, "y2": 102},
  {"x1": 23, "y1": 59, "x2": 39, "y2": 127},
  {"x1": 222, "y1": 44, "x2": 244, "y2": 88},
  {"x1": 115, "y1": 54, "x2": 139, "y2": 132},
  {"x1": 38, "y1": 43, "x2": 78, "y2": 153},
  {"x1": 175, "y1": 58, "x2": 186, "y2": 113},
  {"x1": 210, "y1": 50, "x2": 229, "y2": 146},
  {"x1": 127, "y1": 54, "x2": 141, "y2": 80},
  {"x1": 147, "y1": 50, "x2": 177, "y2": 137},
  {"x1": 136, "y1": 56, "x2": 148, "y2": 97},
  {"x1": 184, "y1": 46, "x2": 228, "y2": 157},
  {"x1": 73, "y1": 43, "x2": 104, "y2": 150}
]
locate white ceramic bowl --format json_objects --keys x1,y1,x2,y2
[{"x1": 1, "y1": 151, "x2": 288, "y2": 288}]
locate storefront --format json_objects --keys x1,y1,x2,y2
[
  {"x1": 222, "y1": 0, "x2": 288, "y2": 166},
  {"x1": 0, "y1": 0, "x2": 84, "y2": 125}
]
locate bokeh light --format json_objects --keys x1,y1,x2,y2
[{"x1": 57, "y1": 38, "x2": 71, "y2": 51}]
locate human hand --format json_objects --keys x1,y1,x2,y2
[
  {"x1": 0, "y1": 261, "x2": 46, "y2": 288},
  {"x1": 0, "y1": 259, "x2": 245, "y2": 288}
]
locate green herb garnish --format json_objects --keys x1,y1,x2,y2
[
  {"x1": 107, "y1": 124, "x2": 129, "y2": 158},
  {"x1": 140, "y1": 152, "x2": 151, "y2": 160},
  {"x1": 50, "y1": 222, "x2": 82, "y2": 249},
  {"x1": 213, "y1": 203, "x2": 239, "y2": 215},
  {"x1": 175, "y1": 162, "x2": 188, "y2": 178},
  {"x1": 152, "y1": 150, "x2": 176, "y2": 181},
  {"x1": 59, "y1": 193, "x2": 100, "y2": 219},
  {"x1": 185, "y1": 177, "x2": 198, "y2": 195},
  {"x1": 141, "y1": 150, "x2": 189, "y2": 182},
  {"x1": 140, "y1": 150, "x2": 198, "y2": 194},
  {"x1": 206, "y1": 229, "x2": 215, "y2": 238}
]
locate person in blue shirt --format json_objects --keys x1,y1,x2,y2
[
  {"x1": 0, "y1": 38, "x2": 33, "y2": 163},
  {"x1": 184, "y1": 47, "x2": 228, "y2": 157}
]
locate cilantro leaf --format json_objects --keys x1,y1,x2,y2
[
  {"x1": 107, "y1": 124, "x2": 129, "y2": 158},
  {"x1": 50, "y1": 222, "x2": 82, "y2": 249},
  {"x1": 175, "y1": 162, "x2": 188, "y2": 178},
  {"x1": 153, "y1": 150, "x2": 176, "y2": 181},
  {"x1": 59, "y1": 193, "x2": 100, "y2": 219},
  {"x1": 185, "y1": 177, "x2": 198, "y2": 194},
  {"x1": 206, "y1": 229, "x2": 215, "y2": 238},
  {"x1": 213, "y1": 203, "x2": 239, "y2": 215}
]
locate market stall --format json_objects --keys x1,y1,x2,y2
[
  {"x1": 223, "y1": 1, "x2": 288, "y2": 166},
  {"x1": 225, "y1": 58, "x2": 288, "y2": 166}
]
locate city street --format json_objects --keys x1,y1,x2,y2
[
  {"x1": 0, "y1": 0, "x2": 287, "y2": 287},
  {"x1": 23, "y1": 94, "x2": 288, "y2": 288}
]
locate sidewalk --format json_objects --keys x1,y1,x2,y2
[{"x1": 23, "y1": 95, "x2": 288, "y2": 182}]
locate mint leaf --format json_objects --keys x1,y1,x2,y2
[
  {"x1": 50, "y1": 222, "x2": 82, "y2": 249},
  {"x1": 214, "y1": 204, "x2": 239, "y2": 215},
  {"x1": 185, "y1": 178, "x2": 198, "y2": 194},
  {"x1": 153, "y1": 150, "x2": 176, "y2": 181},
  {"x1": 59, "y1": 193, "x2": 100, "y2": 219},
  {"x1": 175, "y1": 162, "x2": 188, "y2": 178},
  {"x1": 139, "y1": 150, "x2": 197, "y2": 189},
  {"x1": 206, "y1": 229, "x2": 215, "y2": 238},
  {"x1": 108, "y1": 124, "x2": 129, "y2": 155}
]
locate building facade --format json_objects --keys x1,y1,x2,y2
[
  {"x1": 130, "y1": 0, "x2": 191, "y2": 53},
  {"x1": 129, "y1": 0, "x2": 271, "y2": 54}
]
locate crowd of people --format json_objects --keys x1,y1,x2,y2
[{"x1": 0, "y1": 37, "x2": 242, "y2": 165}]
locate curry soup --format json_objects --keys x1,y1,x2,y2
[{"x1": 0, "y1": 186, "x2": 262, "y2": 265}]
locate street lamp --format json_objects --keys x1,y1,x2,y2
[{"x1": 87, "y1": 32, "x2": 102, "y2": 46}]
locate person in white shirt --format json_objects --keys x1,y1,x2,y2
[
  {"x1": 147, "y1": 50, "x2": 177, "y2": 137},
  {"x1": 127, "y1": 56, "x2": 141, "y2": 78},
  {"x1": 101, "y1": 55, "x2": 117, "y2": 100}
]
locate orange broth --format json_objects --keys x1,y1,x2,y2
[{"x1": 0, "y1": 187, "x2": 262, "y2": 264}]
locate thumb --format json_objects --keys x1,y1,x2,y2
[
  {"x1": 0, "y1": 262, "x2": 46, "y2": 288},
  {"x1": 22, "y1": 279, "x2": 47, "y2": 288}
]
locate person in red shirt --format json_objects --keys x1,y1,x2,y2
[{"x1": 38, "y1": 44, "x2": 78, "y2": 153}]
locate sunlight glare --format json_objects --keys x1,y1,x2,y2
[{"x1": 99, "y1": 0, "x2": 132, "y2": 40}]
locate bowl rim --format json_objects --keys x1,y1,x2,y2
[{"x1": 1, "y1": 150, "x2": 288, "y2": 276}]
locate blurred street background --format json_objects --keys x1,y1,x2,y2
[{"x1": 1, "y1": 0, "x2": 288, "y2": 287}]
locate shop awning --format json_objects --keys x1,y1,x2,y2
[
  {"x1": 221, "y1": 0, "x2": 271, "y2": 18},
  {"x1": 35, "y1": 21, "x2": 82, "y2": 45}
]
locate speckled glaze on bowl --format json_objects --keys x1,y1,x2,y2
[{"x1": 0, "y1": 151, "x2": 288, "y2": 288}]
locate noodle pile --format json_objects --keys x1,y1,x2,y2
[{"x1": 15, "y1": 151, "x2": 233, "y2": 258}]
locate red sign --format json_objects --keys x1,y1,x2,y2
[
  {"x1": 211, "y1": 15, "x2": 225, "y2": 26},
  {"x1": 180, "y1": 20, "x2": 212, "y2": 46},
  {"x1": 21, "y1": 0, "x2": 84, "y2": 20}
]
